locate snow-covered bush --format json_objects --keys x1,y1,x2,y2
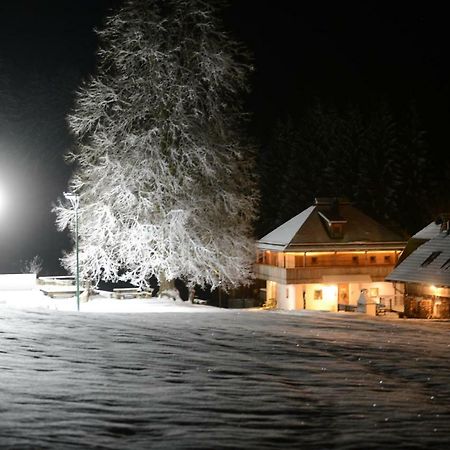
[{"x1": 21, "y1": 255, "x2": 43, "y2": 275}]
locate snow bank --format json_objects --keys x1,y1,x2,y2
[
  {"x1": 0, "y1": 273, "x2": 36, "y2": 290},
  {"x1": 0, "y1": 289, "x2": 217, "y2": 313}
]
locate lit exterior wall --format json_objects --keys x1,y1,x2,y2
[
  {"x1": 276, "y1": 283, "x2": 297, "y2": 310},
  {"x1": 359, "y1": 281, "x2": 396, "y2": 303},
  {"x1": 267, "y1": 280, "x2": 398, "y2": 313},
  {"x1": 304, "y1": 283, "x2": 338, "y2": 312},
  {"x1": 347, "y1": 283, "x2": 361, "y2": 306}
]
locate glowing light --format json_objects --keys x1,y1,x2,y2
[
  {"x1": 322, "y1": 284, "x2": 338, "y2": 301},
  {"x1": 430, "y1": 285, "x2": 440, "y2": 295},
  {"x1": 0, "y1": 183, "x2": 7, "y2": 215}
]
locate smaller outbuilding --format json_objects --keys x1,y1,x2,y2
[{"x1": 386, "y1": 215, "x2": 450, "y2": 318}]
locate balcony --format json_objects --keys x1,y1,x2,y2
[{"x1": 253, "y1": 263, "x2": 394, "y2": 284}]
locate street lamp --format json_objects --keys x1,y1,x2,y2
[{"x1": 64, "y1": 192, "x2": 80, "y2": 311}]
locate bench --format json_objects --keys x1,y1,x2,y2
[
  {"x1": 38, "y1": 276, "x2": 75, "y2": 286},
  {"x1": 40, "y1": 289, "x2": 82, "y2": 299},
  {"x1": 112, "y1": 288, "x2": 153, "y2": 299},
  {"x1": 338, "y1": 304, "x2": 357, "y2": 312}
]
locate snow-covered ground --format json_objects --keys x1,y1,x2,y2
[
  {"x1": 0, "y1": 289, "x2": 213, "y2": 313},
  {"x1": 1, "y1": 297, "x2": 450, "y2": 449}
]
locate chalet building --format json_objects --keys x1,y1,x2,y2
[
  {"x1": 386, "y1": 215, "x2": 450, "y2": 319},
  {"x1": 254, "y1": 198, "x2": 406, "y2": 312}
]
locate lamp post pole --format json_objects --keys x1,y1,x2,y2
[{"x1": 64, "y1": 192, "x2": 80, "y2": 311}]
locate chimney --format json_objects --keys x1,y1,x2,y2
[{"x1": 436, "y1": 214, "x2": 450, "y2": 234}]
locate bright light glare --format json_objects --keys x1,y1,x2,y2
[{"x1": 0, "y1": 184, "x2": 6, "y2": 214}]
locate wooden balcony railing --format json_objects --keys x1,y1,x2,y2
[{"x1": 253, "y1": 263, "x2": 394, "y2": 284}]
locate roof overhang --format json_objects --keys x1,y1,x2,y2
[
  {"x1": 385, "y1": 274, "x2": 450, "y2": 287},
  {"x1": 257, "y1": 241, "x2": 407, "y2": 252}
]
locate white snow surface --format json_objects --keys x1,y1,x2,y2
[
  {"x1": 411, "y1": 221, "x2": 442, "y2": 240},
  {"x1": 258, "y1": 206, "x2": 315, "y2": 248},
  {"x1": 1, "y1": 300, "x2": 450, "y2": 449},
  {"x1": 0, "y1": 289, "x2": 213, "y2": 313}
]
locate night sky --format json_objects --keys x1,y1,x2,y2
[{"x1": 0, "y1": 0, "x2": 449, "y2": 274}]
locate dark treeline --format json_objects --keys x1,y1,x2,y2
[{"x1": 257, "y1": 100, "x2": 450, "y2": 238}]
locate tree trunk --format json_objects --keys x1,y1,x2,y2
[
  {"x1": 80, "y1": 279, "x2": 92, "y2": 303},
  {"x1": 159, "y1": 273, "x2": 177, "y2": 299},
  {"x1": 188, "y1": 287, "x2": 195, "y2": 303}
]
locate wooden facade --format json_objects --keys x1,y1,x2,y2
[{"x1": 254, "y1": 260, "x2": 396, "y2": 285}]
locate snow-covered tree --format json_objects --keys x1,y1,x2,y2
[
  {"x1": 21, "y1": 255, "x2": 44, "y2": 275},
  {"x1": 55, "y1": 0, "x2": 257, "y2": 291}
]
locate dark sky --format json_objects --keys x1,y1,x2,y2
[{"x1": 0, "y1": 0, "x2": 449, "y2": 273}]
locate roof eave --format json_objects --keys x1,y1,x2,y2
[{"x1": 257, "y1": 241, "x2": 407, "y2": 252}]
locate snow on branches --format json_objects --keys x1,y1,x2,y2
[{"x1": 55, "y1": 0, "x2": 257, "y2": 290}]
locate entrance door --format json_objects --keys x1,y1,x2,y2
[{"x1": 338, "y1": 284, "x2": 349, "y2": 306}]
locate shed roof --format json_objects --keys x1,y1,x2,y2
[
  {"x1": 386, "y1": 230, "x2": 450, "y2": 287},
  {"x1": 395, "y1": 220, "x2": 443, "y2": 265},
  {"x1": 258, "y1": 200, "x2": 406, "y2": 252},
  {"x1": 412, "y1": 221, "x2": 442, "y2": 240}
]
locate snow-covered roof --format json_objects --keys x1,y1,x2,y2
[
  {"x1": 258, "y1": 200, "x2": 406, "y2": 251},
  {"x1": 395, "y1": 220, "x2": 446, "y2": 266},
  {"x1": 386, "y1": 230, "x2": 450, "y2": 287},
  {"x1": 258, "y1": 206, "x2": 315, "y2": 250},
  {"x1": 411, "y1": 221, "x2": 442, "y2": 240}
]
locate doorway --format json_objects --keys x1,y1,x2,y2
[{"x1": 338, "y1": 283, "x2": 349, "y2": 306}]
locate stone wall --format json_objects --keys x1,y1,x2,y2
[{"x1": 404, "y1": 296, "x2": 450, "y2": 319}]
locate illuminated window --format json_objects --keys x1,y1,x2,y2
[
  {"x1": 369, "y1": 288, "x2": 379, "y2": 298},
  {"x1": 314, "y1": 289, "x2": 323, "y2": 300},
  {"x1": 421, "y1": 251, "x2": 442, "y2": 267}
]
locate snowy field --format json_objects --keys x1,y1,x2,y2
[{"x1": 1, "y1": 302, "x2": 450, "y2": 449}]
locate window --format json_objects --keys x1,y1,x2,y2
[
  {"x1": 286, "y1": 288, "x2": 289, "y2": 298},
  {"x1": 441, "y1": 258, "x2": 450, "y2": 270},
  {"x1": 311, "y1": 256, "x2": 318, "y2": 265},
  {"x1": 330, "y1": 223, "x2": 343, "y2": 238},
  {"x1": 352, "y1": 256, "x2": 359, "y2": 265},
  {"x1": 384, "y1": 255, "x2": 392, "y2": 264},
  {"x1": 369, "y1": 256, "x2": 377, "y2": 264},
  {"x1": 369, "y1": 288, "x2": 379, "y2": 298},
  {"x1": 421, "y1": 251, "x2": 442, "y2": 267},
  {"x1": 314, "y1": 289, "x2": 323, "y2": 300}
]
